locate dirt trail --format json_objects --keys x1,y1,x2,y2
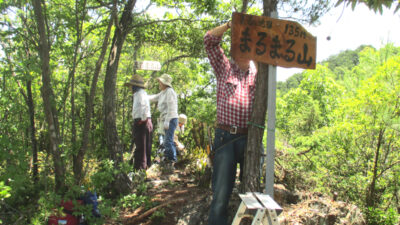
[
  {"x1": 119, "y1": 163, "x2": 211, "y2": 225},
  {"x1": 109, "y1": 160, "x2": 366, "y2": 225}
]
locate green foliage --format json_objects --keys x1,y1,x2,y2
[
  {"x1": 129, "y1": 170, "x2": 148, "y2": 195},
  {"x1": 278, "y1": 0, "x2": 335, "y2": 24},
  {"x1": 0, "y1": 182, "x2": 11, "y2": 200},
  {"x1": 149, "y1": 208, "x2": 166, "y2": 223},
  {"x1": 277, "y1": 72, "x2": 303, "y2": 94},
  {"x1": 277, "y1": 44, "x2": 400, "y2": 224},
  {"x1": 153, "y1": 0, "x2": 218, "y2": 15},
  {"x1": 118, "y1": 193, "x2": 153, "y2": 210},
  {"x1": 31, "y1": 192, "x2": 62, "y2": 223},
  {"x1": 96, "y1": 197, "x2": 120, "y2": 222},
  {"x1": 183, "y1": 146, "x2": 210, "y2": 185},
  {"x1": 366, "y1": 207, "x2": 399, "y2": 225},
  {"x1": 322, "y1": 45, "x2": 372, "y2": 81},
  {"x1": 277, "y1": 65, "x2": 343, "y2": 141},
  {"x1": 90, "y1": 160, "x2": 117, "y2": 195},
  {"x1": 0, "y1": 171, "x2": 38, "y2": 223},
  {"x1": 335, "y1": 0, "x2": 400, "y2": 14},
  {"x1": 1, "y1": 0, "x2": 399, "y2": 223},
  {"x1": 0, "y1": 182, "x2": 11, "y2": 224}
]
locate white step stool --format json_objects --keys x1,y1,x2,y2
[{"x1": 232, "y1": 192, "x2": 282, "y2": 225}]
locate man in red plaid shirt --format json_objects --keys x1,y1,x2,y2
[{"x1": 204, "y1": 20, "x2": 258, "y2": 225}]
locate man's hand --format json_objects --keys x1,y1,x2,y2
[{"x1": 208, "y1": 20, "x2": 231, "y2": 37}]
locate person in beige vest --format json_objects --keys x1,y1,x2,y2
[
  {"x1": 148, "y1": 74, "x2": 179, "y2": 165},
  {"x1": 174, "y1": 114, "x2": 187, "y2": 152}
]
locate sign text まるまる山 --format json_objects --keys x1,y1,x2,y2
[
  {"x1": 135, "y1": 61, "x2": 161, "y2": 71},
  {"x1": 231, "y1": 12, "x2": 316, "y2": 69}
]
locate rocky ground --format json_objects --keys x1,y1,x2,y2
[{"x1": 115, "y1": 161, "x2": 365, "y2": 225}]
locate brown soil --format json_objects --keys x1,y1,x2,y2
[
  {"x1": 104, "y1": 160, "x2": 366, "y2": 225},
  {"x1": 116, "y1": 162, "x2": 211, "y2": 225}
]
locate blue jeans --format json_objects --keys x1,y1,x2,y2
[
  {"x1": 164, "y1": 118, "x2": 178, "y2": 162},
  {"x1": 208, "y1": 128, "x2": 247, "y2": 225}
]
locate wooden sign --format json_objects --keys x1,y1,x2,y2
[
  {"x1": 135, "y1": 61, "x2": 161, "y2": 71},
  {"x1": 231, "y1": 12, "x2": 316, "y2": 69}
]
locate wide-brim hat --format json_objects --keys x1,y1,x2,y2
[
  {"x1": 157, "y1": 73, "x2": 172, "y2": 87},
  {"x1": 124, "y1": 74, "x2": 145, "y2": 88},
  {"x1": 178, "y1": 114, "x2": 187, "y2": 124}
]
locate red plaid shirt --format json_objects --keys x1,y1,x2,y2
[{"x1": 204, "y1": 32, "x2": 257, "y2": 128}]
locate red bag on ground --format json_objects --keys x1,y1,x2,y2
[
  {"x1": 47, "y1": 214, "x2": 78, "y2": 225},
  {"x1": 47, "y1": 200, "x2": 83, "y2": 225}
]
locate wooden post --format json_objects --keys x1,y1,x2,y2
[
  {"x1": 242, "y1": 0, "x2": 278, "y2": 193},
  {"x1": 265, "y1": 63, "x2": 277, "y2": 196}
]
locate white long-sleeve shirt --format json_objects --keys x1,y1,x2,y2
[
  {"x1": 148, "y1": 87, "x2": 178, "y2": 125},
  {"x1": 132, "y1": 89, "x2": 151, "y2": 121}
]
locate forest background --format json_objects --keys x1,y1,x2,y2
[{"x1": 0, "y1": 0, "x2": 399, "y2": 224}]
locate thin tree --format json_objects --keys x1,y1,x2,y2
[
  {"x1": 32, "y1": 0, "x2": 65, "y2": 191},
  {"x1": 103, "y1": 0, "x2": 136, "y2": 195},
  {"x1": 73, "y1": 2, "x2": 115, "y2": 184}
]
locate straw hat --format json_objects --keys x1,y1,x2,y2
[
  {"x1": 124, "y1": 74, "x2": 145, "y2": 88},
  {"x1": 157, "y1": 74, "x2": 173, "y2": 87},
  {"x1": 178, "y1": 114, "x2": 187, "y2": 124}
]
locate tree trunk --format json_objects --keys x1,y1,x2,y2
[
  {"x1": 70, "y1": 0, "x2": 84, "y2": 178},
  {"x1": 73, "y1": 14, "x2": 114, "y2": 184},
  {"x1": 32, "y1": 0, "x2": 65, "y2": 192},
  {"x1": 242, "y1": 0, "x2": 278, "y2": 193},
  {"x1": 366, "y1": 128, "x2": 385, "y2": 209},
  {"x1": 241, "y1": 0, "x2": 249, "y2": 13},
  {"x1": 242, "y1": 64, "x2": 268, "y2": 193},
  {"x1": 103, "y1": 0, "x2": 136, "y2": 195},
  {"x1": 26, "y1": 80, "x2": 39, "y2": 182}
]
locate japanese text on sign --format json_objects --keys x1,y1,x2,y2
[
  {"x1": 231, "y1": 12, "x2": 316, "y2": 69},
  {"x1": 135, "y1": 61, "x2": 161, "y2": 71}
]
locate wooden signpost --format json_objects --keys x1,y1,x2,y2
[
  {"x1": 231, "y1": 12, "x2": 316, "y2": 69},
  {"x1": 231, "y1": 12, "x2": 316, "y2": 198},
  {"x1": 135, "y1": 61, "x2": 161, "y2": 71}
]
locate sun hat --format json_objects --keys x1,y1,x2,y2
[
  {"x1": 157, "y1": 74, "x2": 173, "y2": 87},
  {"x1": 178, "y1": 114, "x2": 187, "y2": 124},
  {"x1": 124, "y1": 74, "x2": 145, "y2": 88}
]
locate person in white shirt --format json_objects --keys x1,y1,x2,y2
[
  {"x1": 124, "y1": 74, "x2": 153, "y2": 170},
  {"x1": 149, "y1": 74, "x2": 179, "y2": 164}
]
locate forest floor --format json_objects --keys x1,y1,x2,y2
[
  {"x1": 107, "y1": 157, "x2": 366, "y2": 225},
  {"x1": 116, "y1": 160, "x2": 212, "y2": 225}
]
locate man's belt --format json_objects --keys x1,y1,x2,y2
[{"x1": 217, "y1": 124, "x2": 248, "y2": 134}]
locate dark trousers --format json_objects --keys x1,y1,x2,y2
[
  {"x1": 208, "y1": 128, "x2": 247, "y2": 225},
  {"x1": 133, "y1": 118, "x2": 153, "y2": 170}
]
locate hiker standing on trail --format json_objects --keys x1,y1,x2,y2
[
  {"x1": 149, "y1": 74, "x2": 179, "y2": 167},
  {"x1": 204, "y1": 20, "x2": 258, "y2": 225},
  {"x1": 125, "y1": 74, "x2": 153, "y2": 170},
  {"x1": 174, "y1": 114, "x2": 187, "y2": 152}
]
